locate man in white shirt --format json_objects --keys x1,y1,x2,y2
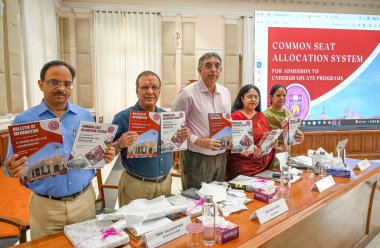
[{"x1": 171, "y1": 52, "x2": 231, "y2": 190}]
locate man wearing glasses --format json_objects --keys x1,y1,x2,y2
[
  {"x1": 3, "y1": 60, "x2": 115, "y2": 239},
  {"x1": 171, "y1": 52, "x2": 231, "y2": 190},
  {"x1": 112, "y1": 71, "x2": 190, "y2": 207}
]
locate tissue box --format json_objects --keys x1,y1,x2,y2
[
  {"x1": 254, "y1": 188, "x2": 277, "y2": 203},
  {"x1": 196, "y1": 217, "x2": 239, "y2": 244},
  {"x1": 326, "y1": 168, "x2": 351, "y2": 178}
]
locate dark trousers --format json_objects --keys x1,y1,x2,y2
[{"x1": 180, "y1": 150, "x2": 226, "y2": 190}]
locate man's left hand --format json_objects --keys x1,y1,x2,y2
[
  {"x1": 179, "y1": 127, "x2": 191, "y2": 140},
  {"x1": 103, "y1": 146, "x2": 116, "y2": 164}
]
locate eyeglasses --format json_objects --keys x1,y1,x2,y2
[
  {"x1": 245, "y1": 95, "x2": 260, "y2": 100},
  {"x1": 44, "y1": 80, "x2": 74, "y2": 89},
  {"x1": 139, "y1": 86, "x2": 160, "y2": 92},
  {"x1": 203, "y1": 63, "x2": 221, "y2": 70}
]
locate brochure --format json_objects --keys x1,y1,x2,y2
[
  {"x1": 281, "y1": 117, "x2": 301, "y2": 146},
  {"x1": 231, "y1": 120, "x2": 254, "y2": 154},
  {"x1": 160, "y1": 111, "x2": 187, "y2": 153},
  {"x1": 8, "y1": 118, "x2": 67, "y2": 184},
  {"x1": 208, "y1": 113, "x2": 232, "y2": 150},
  {"x1": 128, "y1": 110, "x2": 160, "y2": 158},
  {"x1": 257, "y1": 129, "x2": 282, "y2": 157},
  {"x1": 67, "y1": 122, "x2": 118, "y2": 169}
]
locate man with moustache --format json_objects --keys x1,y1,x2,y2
[
  {"x1": 3, "y1": 60, "x2": 115, "y2": 239},
  {"x1": 171, "y1": 52, "x2": 231, "y2": 190},
  {"x1": 112, "y1": 71, "x2": 190, "y2": 206}
]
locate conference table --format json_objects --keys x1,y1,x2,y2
[{"x1": 12, "y1": 158, "x2": 380, "y2": 248}]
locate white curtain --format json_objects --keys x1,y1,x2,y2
[
  {"x1": 20, "y1": 0, "x2": 57, "y2": 108},
  {"x1": 94, "y1": 12, "x2": 127, "y2": 124},
  {"x1": 243, "y1": 16, "x2": 255, "y2": 85},
  {"x1": 94, "y1": 11, "x2": 158, "y2": 123}
]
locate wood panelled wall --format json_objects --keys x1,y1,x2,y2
[
  {"x1": 291, "y1": 130, "x2": 380, "y2": 160},
  {"x1": 1, "y1": 129, "x2": 379, "y2": 165}
]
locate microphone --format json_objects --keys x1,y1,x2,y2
[{"x1": 228, "y1": 183, "x2": 255, "y2": 192}]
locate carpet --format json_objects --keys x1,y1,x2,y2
[{"x1": 0, "y1": 166, "x2": 31, "y2": 237}]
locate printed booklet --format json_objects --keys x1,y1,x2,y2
[
  {"x1": 208, "y1": 113, "x2": 232, "y2": 150},
  {"x1": 257, "y1": 129, "x2": 283, "y2": 157},
  {"x1": 281, "y1": 117, "x2": 301, "y2": 146},
  {"x1": 128, "y1": 110, "x2": 160, "y2": 158},
  {"x1": 160, "y1": 111, "x2": 187, "y2": 153},
  {"x1": 231, "y1": 120, "x2": 254, "y2": 154},
  {"x1": 8, "y1": 118, "x2": 66, "y2": 184},
  {"x1": 68, "y1": 122, "x2": 118, "y2": 169}
]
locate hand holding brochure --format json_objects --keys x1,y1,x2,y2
[
  {"x1": 257, "y1": 129, "x2": 282, "y2": 157},
  {"x1": 160, "y1": 111, "x2": 187, "y2": 153},
  {"x1": 281, "y1": 117, "x2": 301, "y2": 146},
  {"x1": 68, "y1": 122, "x2": 118, "y2": 169},
  {"x1": 208, "y1": 113, "x2": 232, "y2": 150},
  {"x1": 8, "y1": 118, "x2": 67, "y2": 184}
]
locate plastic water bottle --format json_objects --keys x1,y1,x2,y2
[{"x1": 202, "y1": 195, "x2": 216, "y2": 246}]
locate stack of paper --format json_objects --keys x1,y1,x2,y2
[
  {"x1": 64, "y1": 219, "x2": 129, "y2": 248},
  {"x1": 288, "y1": 155, "x2": 313, "y2": 169},
  {"x1": 126, "y1": 217, "x2": 172, "y2": 238},
  {"x1": 98, "y1": 196, "x2": 187, "y2": 226},
  {"x1": 166, "y1": 194, "x2": 203, "y2": 217}
]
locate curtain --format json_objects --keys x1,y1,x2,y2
[
  {"x1": 243, "y1": 16, "x2": 255, "y2": 85},
  {"x1": 94, "y1": 11, "x2": 127, "y2": 124},
  {"x1": 94, "y1": 11, "x2": 158, "y2": 123},
  {"x1": 20, "y1": 0, "x2": 57, "y2": 108}
]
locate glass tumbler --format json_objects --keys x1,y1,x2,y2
[{"x1": 186, "y1": 223, "x2": 204, "y2": 248}]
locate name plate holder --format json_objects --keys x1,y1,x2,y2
[
  {"x1": 249, "y1": 198, "x2": 289, "y2": 224},
  {"x1": 354, "y1": 159, "x2": 371, "y2": 171},
  {"x1": 310, "y1": 175, "x2": 335, "y2": 192},
  {"x1": 143, "y1": 216, "x2": 191, "y2": 248}
]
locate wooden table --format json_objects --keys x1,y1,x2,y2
[{"x1": 13, "y1": 158, "x2": 380, "y2": 248}]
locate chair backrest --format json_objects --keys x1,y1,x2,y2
[
  {"x1": 95, "y1": 168, "x2": 118, "y2": 210},
  {"x1": 95, "y1": 116, "x2": 119, "y2": 210},
  {"x1": 0, "y1": 216, "x2": 29, "y2": 244}
]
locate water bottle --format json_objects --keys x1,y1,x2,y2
[
  {"x1": 202, "y1": 195, "x2": 216, "y2": 246},
  {"x1": 280, "y1": 165, "x2": 291, "y2": 204}
]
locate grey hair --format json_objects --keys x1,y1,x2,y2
[{"x1": 198, "y1": 52, "x2": 222, "y2": 68}]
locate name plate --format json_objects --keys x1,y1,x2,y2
[
  {"x1": 354, "y1": 159, "x2": 371, "y2": 171},
  {"x1": 310, "y1": 175, "x2": 335, "y2": 192},
  {"x1": 250, "y1": 198, "x2": 289, "y2": 224},
  {"x1": 143, "y1": 216, "x2": 191, "y2": 248}
]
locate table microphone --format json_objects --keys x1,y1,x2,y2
[{"x1": 228, "y1": 183, "x2": 255, "y2": 192}]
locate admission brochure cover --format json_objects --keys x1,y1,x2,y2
[
  {"x1": 8, "y1": 118, "x2": 66, "y2": 184},
  {"x1": 231, "y1": 120, "x2": 254, "y2": 154},
  {"x1": 160, "y1": 111, "x2": 187, "y2": 153},
  {"x1": 67, "y1": 122, "x2": 118, "y2": 169},
  {"x1": 208, "y1": 113, "x2": 232, "y2": 150},
  {"x1": 128, "y1": 110, "x2": 160, "y2": 158},
  {"x1": 281, "y1": 117, "x2": 301, "y2": 146}
]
